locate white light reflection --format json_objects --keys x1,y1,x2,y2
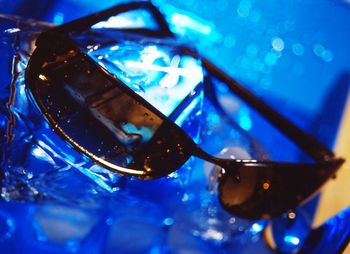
[
  {"x1": 124, "y1": 60, "x2": 198, "y2": 78},
  {"x1": 39, "y1": 74, "x2": 48, "y2": 81},
  {"x1": 251, "y1": 222, "x2": 264, "y2": 233},
  {"x1": 171, "y1": 13, "x2": 213, "y2": 35},
  {"x1": 163, "y1": 4, "x2": 222, "y2": 44},
  {"x1": 31, "y1": 146, "x2": 55, "y2": 165},
  {"x1": 142, "y1": 46, "x2": 169, "y2": 63},
  {"x1": 159, "y1": 55, "x2": 181, "y2": 88},
  {"x1": 32, "y1": 147, "x2": 45, "y2": 158},
  {"x1": 202, "y1": 228, "x2": 224, "y2": 241},
  {"x1": 110, "y1": 45, "x2": 119, "y2": 51},
  {"x1": 91, "y1": 43, "x2": 203, "y2": 118},
  {"x1": 284, "y1": 235, "x2": 300, "y2": 246},
  {"x1": 272, "y1": 37, "x2": 285, "y2": 52},
  {"x1": 4, "y1": 28, "x2": 20, "y2": 34},
  {"x1": 92, "y1": 10, "x2": 157, "y2": 29}
]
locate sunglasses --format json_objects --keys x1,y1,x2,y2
[{"x1": 25, "y1": 1, "x2": 344, "y2": 220}]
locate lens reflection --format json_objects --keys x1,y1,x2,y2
[{"x1": 28, "y1": 40, "x2": 169, "y2": 177}]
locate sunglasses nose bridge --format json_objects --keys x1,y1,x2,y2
[{"x1": 129, "y1": 121, "x2": 196, "y2": 179}]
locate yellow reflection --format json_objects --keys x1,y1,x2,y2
[
  {"x1": 38, "y1": 74, "x2": 48, "y2": 81},
  {"x1": 314, "y1": 93, "x2": 350, "y2": 233},
  {"x1": 262, "y1": 182, "x2": 270, "y2": 190}
]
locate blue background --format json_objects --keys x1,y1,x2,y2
[{"x1": 1, "y1": 0, "x2": 350, "y2": 253}]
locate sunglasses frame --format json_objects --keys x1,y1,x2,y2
[{"x1": 24, "y1": 1, "x2": 344, "y2": 218}]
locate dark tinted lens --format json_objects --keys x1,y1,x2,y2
[
  {"x1": 130, "y1": 121, "x2": 194, "y2": 178},
  {"x1": 26, "y1": 36, "x2": 192, "y2": 178},
  {"x1": 217, "y1": 163, "x2": 339, "y2": 220}
]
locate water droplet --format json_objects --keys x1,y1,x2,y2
[
  {"x1": 292, "y1": 43, "x2": 304, "y2": 56},
  {"x1": 27, "y1": 172, "x2": 34, "y2": 179},
  {"x1": 144, "y1": 157, "x2": 152, "y2": 172},
  {"x1": 0, "y1": 213, "x2": 15, "y2": 240},
  {"x1": 262, "y1": 180, "x2": 270, "y2": 190},
  {"x1": 322, "y1": 50, "x2": 333, "y2": 62},
  {"x1": 234, "y1": 174, "x2": 241, "y2": 183},
  {"x1": 264, "y1": 51, "x2": 279, "y2": 66},
  {"x1": 246, "y1": 43, "x2": 258, "y2": 57},
  {"x1": 201, "y1": 228, "x2": 224, "y2": 241},
  {"x1": 38, "y1": 74, "x2": 48, "y2": 81},
  {"x1": 272, "y1": 37, "x2": 285, "y2": 52},
  {"x1": 163, "y1": 217, "x2": 174, "y2": 226},
  {"x1": 181, "y1": 193, "x2": 190, "y2": 202},
  {"x1": 237, "y1": 0, "x2": 251, "y2": 18},
  {"x1": 224, "y1": 35, "x2": 236, "y2": 48},
  {"x1": 313, "y1": 43, "x2": 325, "y2": 57},
  {"x1": 288, "y1": 211, "x2": 296, "y2": 220},
  {"x1": 249, "y1": 10, "x2": 261, "y2": 23},
  {"x1": 106, "y1": 218, "x2": 113, "y2": 226}
]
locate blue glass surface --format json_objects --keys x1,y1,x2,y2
[
  {"x1": 300, "y1": 207, "x2": 350, "y2": 254},
  {"x1": 1, "y1": 0, "x2": 350, "y2": 253}
]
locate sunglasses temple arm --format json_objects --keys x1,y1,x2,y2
[
  {"x1": 48, "y1": 1, "x2": 173, "y2": 37},
  {"x1": 201, "y1": 57, "x2": 338, "y2": 163},
  {"x1": 239, "y1": 159, "x2": 345, "y2": 171}
]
